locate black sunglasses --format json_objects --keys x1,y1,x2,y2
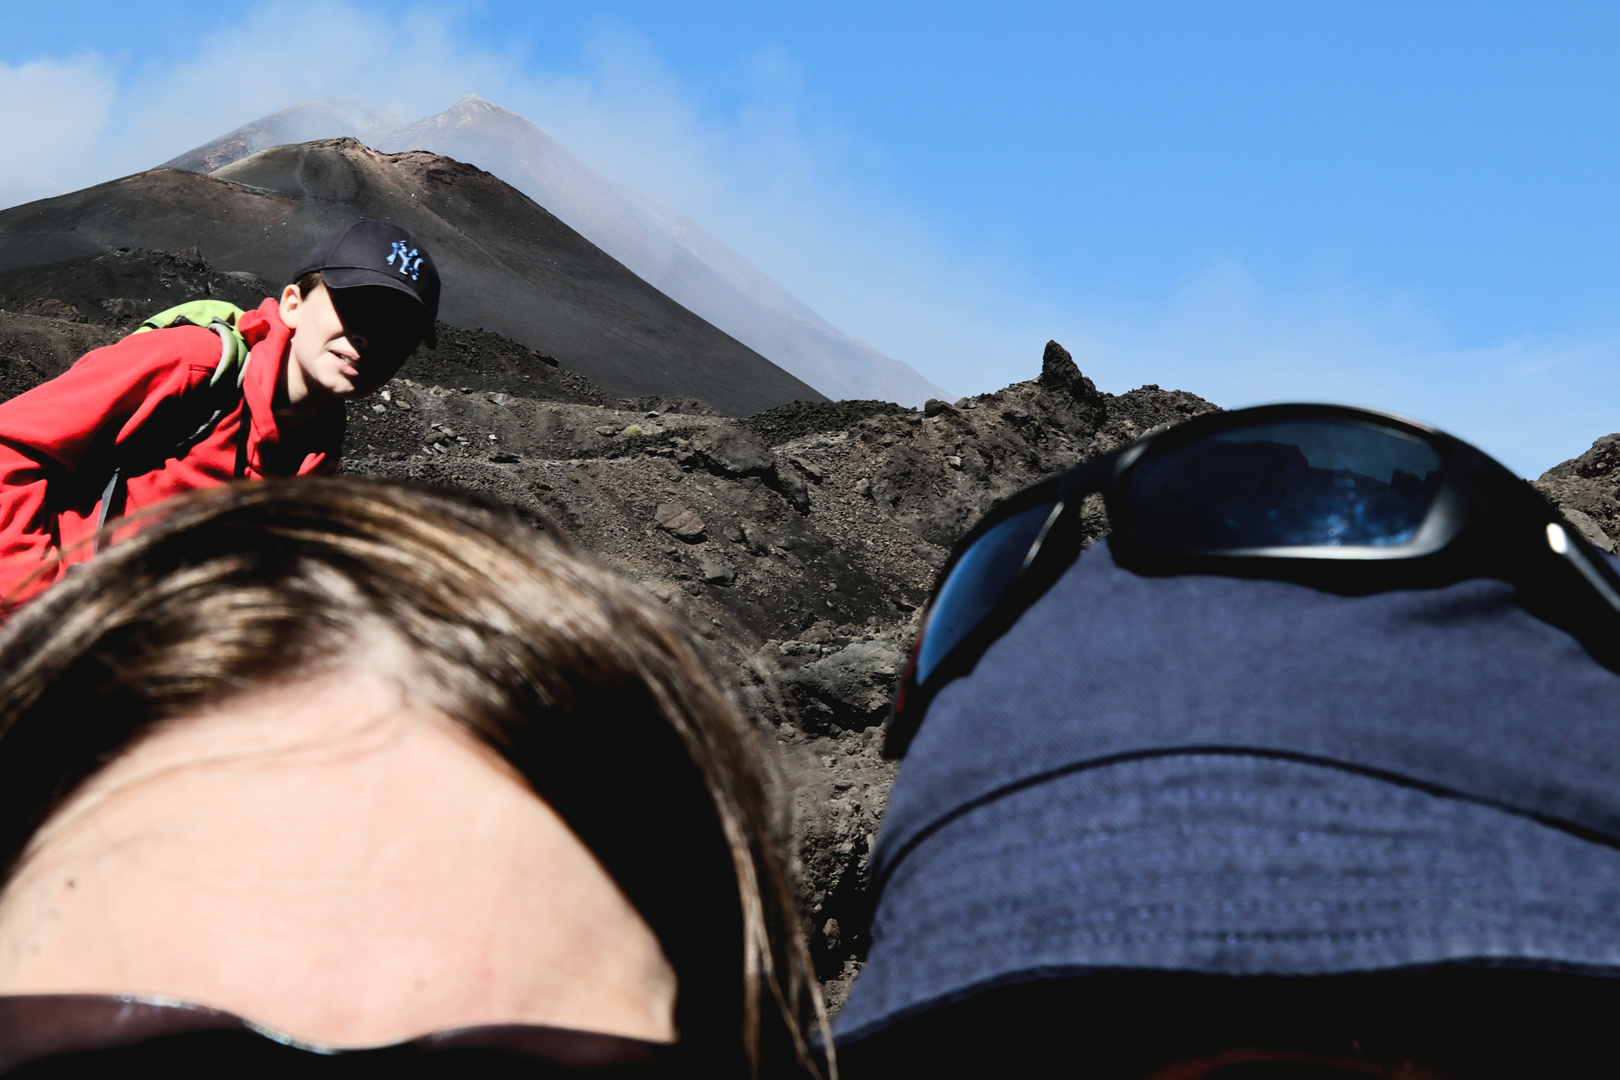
[{"x1": 886, "y1": 403, "x2": 1620, "y2": 758}]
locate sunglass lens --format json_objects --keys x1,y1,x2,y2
[
  {"x1": 1127, "y1": 418, "x2": 1443, "y2": 551},
  {"x1": 914, "y1": 501, "x2": 1063, "y2": 688}
]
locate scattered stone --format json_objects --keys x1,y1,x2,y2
[
  {"x1": 740, "y1": 521, "x2": 773, "y2": 554},
  {"x1": 692, "y1": 426, "x2": 774, "y2": 477},
  {"x1": 923, "y1": 398, "x2": 955, "y2": 418},
  {"x1": 742, "y1": 399, "x2": 911, "y2": 446},
  {"x1": 698, "y1": 555, "x2": 736, "y2": 586},
  {"x1": 779, "y1": 640, "x2": 904, "y2": 734},
  {"x1": 799, "y1": 620, "x2": 836, "y2": 644},
  {"x1": 775, "y1": 464, "x2": 811, "y2": 513},
  {"x1": 653, "y1": 503, "x2": 706, "y2": 541},
  {"x1": 790, "y1": 456, "x2": 825, "y2": 482},
  {"x1": 596, "y1": 425, "x2": 620, "y2": 436}
]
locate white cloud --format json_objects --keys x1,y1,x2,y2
[
  {"x1": 109, "y1": 4, "x2": 520, "y2": 172},
  {"x1": 0, "y1": 55, "x2": 116, "y2": 198}
]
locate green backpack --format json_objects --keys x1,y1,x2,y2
[{"x1": 93, "y1": 300, "x2": 255, "y2": 541}]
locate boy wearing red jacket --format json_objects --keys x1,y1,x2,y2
[{"x1": 0, "y1": 220, "x2": 440, "y2": 607}]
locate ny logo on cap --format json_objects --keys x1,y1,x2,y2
[{"x1": 387, "y1": 240, "x2": 423, "y2": 282}]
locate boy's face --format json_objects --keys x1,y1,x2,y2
[{"x1": 279, "y1": 283, "x2": 423, "y2": 406}]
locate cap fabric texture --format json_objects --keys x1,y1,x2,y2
[
  {"x1": 292, "y1": 221, "x2": 440, "y2": 347},
  {"x1": 833, "y1": 540, "x2": 1620, "y2": 1045}
]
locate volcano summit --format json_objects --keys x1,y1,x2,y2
[{"x1": 0, "y1": 138, "x2": 822, "y2": 416}]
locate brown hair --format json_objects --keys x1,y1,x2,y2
[
  {"x1": 0, "y1": 477, "x2": 828, "y2": 1078},
  {"x1": 294, "y1": 271, "x2": 324, "y2": 298}
]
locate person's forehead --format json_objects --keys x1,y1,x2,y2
[{"x1": 0, "y1": 666, "x2": 676, "y2": 1047}]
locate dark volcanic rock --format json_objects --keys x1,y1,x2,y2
[
  {"x1": 693, "y1": 426, "x2": 775, "y2": 477},
  {"x1": 0, "y1": 303, "x2": 1220, "y2": 1009},
  {"x1": 774, "y1": 640, "x2": 903, "y2": 735},
  {"x1": 654, "y1": 503, "x2": 706, "y2": 541},
  {"x1": 1038, "y1": 338, "x2": 1097, "y2": 400},
  {"x1": 1537, "y1": 434, "x2": 1620, "y2": 553},
  {"x1": 0, "y1": 310, "x2": 120, "y2": 401},
  {"x1": 0, "y1": 246, "x2": 273, "y2": 325},
  {"x1": 400, "y1": 322, "x2": 612, "y2": 406},
  {"x1": 0, "y1": 139, "x2": 825, "y2": 415},
  {"x1": 743, "y1": 399, "x2": 912, "y2": 445},
  {"x1": 621, "y1": 394, "x2": 726, "y2": 418}
]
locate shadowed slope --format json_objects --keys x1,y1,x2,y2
[{"x1": 0, "y1": 138, "x2": 824, "y2": 415}]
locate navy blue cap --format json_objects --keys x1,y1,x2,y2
[
  {"x1": 293, "y1": 221, "x2": 440, "y2": 347},
  {"x1": 835, "y1": 541, "x2": 1620, "y2": 1045}
]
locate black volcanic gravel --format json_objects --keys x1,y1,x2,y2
[{"x1": 742, "y1": 399, "x2": 914, "y2": 445}]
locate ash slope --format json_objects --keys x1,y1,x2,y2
[
  {"x1": 0, "y1": 254, "x2": 1215, "y2": 1009},
  {"x1": 162, "y1": 95, "x2": 948, "y2": 407},
  {"x1": 0, "y1": 138, "x2": 823, "y2": 416}
]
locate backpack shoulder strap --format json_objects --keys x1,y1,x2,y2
[
  {"x1": 92, "y1": 302, "x2": 255, "y2": 550},
  {"x1": 132, "y1": 300, "x2": 252, "y2": 390}
]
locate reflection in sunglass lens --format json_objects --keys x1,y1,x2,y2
[
  {"x1": 915, "y1": 501, "x2": 1063, "y2": 687},
  {"x1": 1127, "y1": 418, "x2": 1443, "y2": 550}
]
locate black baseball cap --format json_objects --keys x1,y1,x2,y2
[{"x1": 293, "y1": 221, "x2": 440, "y2": 347}]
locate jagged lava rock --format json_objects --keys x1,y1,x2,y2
[{"x1": 1537, "y1": 433, "x2": 1620, "y2": 553}]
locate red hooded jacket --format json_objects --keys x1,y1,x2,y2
[{"x1": 0, "y1": 298, "x2": 344, "y2": 605}]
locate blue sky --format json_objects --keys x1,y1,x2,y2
[{"x1": 1, "y1": 1, "x2": 1617, "y2": 475}]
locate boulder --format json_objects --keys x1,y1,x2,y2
[
  {"x1": 693, "y1": 426, "x2": 775, "y2": 477},
  {"x1": 780, "y1": 640, "x2": 904, "y2": 734},
  {"x1": 654, "y1": 503, "x2": 706, "y2": 541},
  {"x1": 698, "y1": 554, "x2": 737, "y2": 586}
]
